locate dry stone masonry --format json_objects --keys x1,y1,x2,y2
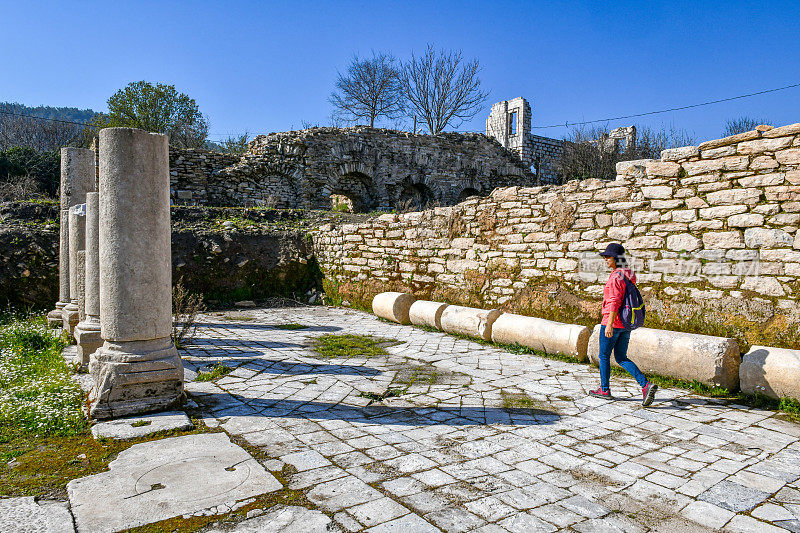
[
  {"x1": 170, "y1": 127, "x2": 531, "y2": 210},
  {"x1": 315, "y1": 122, "x2": 800, "y2": 348}
]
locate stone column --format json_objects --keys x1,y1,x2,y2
[
  {"x1": 89, "y1": 127, "x2": 183, "y2": 419},
  {"x1": 48, "y1": 148, "x2": 94, "y2": 328},
  {"x1": 63, "y1": 204, "x2": 86, "y2": 334},
  {"x1": 74, "y1": 192, "x2": 102, "y2": 367}
]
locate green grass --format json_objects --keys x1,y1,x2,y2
[
  {"x1": 0, "y1": 316, "x2": 85, "y2": 441},
  {"x1": 130, "y1": 420, "x2": 152, "y2": 428},
  {"x1": 195, "y1": 363, "x2": 233, "y2": 382},
  {"x1": 274, "y1": 323, "x2": 308, "y2": 330},
  {"x1": 358, "y1": 388, "x2": 404, "y2": 403},
  {"x1": 311, "y1": 334, "x2": 399, "y2": 358}
]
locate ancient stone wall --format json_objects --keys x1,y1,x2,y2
[
  {"x1": 313, "y1": 123, "x2": 800, "y2": 348},
  {"x1": 530, "y1": 134, "x2": 565, "y2": 184},
  {"x1": 170, "y1": 127, "x2": 532, "y2": 211},
  {"x1": 0, "y1": 203, "x2": 319, "y2": 309}
]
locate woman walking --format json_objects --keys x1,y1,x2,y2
[{"x1": 590, "y1": 243, "x2": 657, "y2": 407}]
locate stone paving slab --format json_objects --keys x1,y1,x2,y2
[
  {"x1": 67, "y1": 433, "x2": 281, "y2": 532},
  {"x1": 205, "y1": 505, "x2": 337, "y2": 532},
  {"x1": 180, "y1": 307, "x2": 800, "y2": 532},
  {"x1": 0, "y1": 497, "x2": 75, "y2": 533},
  {"x1": 90, "y1": 410, "x2": 193, "y2": 440}
]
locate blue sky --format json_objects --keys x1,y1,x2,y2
[{"x1": 2, "y1": 0, "x2": 799, "y2": 143}]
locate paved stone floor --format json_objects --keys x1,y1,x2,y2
[{"x1": 182, "y1": 306, "x2": 800, "y2": 533}]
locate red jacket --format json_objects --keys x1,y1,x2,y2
[{"x1": 602, "y1": 268, "x2": 636, "y2": 329}]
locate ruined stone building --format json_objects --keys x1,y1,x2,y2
[
  {"x1": 169, "y1": 127, "x2": 531, "y2": 211},
  {"x1": 485, "y1": 97, "x2": 636, "y2": 184}
]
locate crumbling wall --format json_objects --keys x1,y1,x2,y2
[
  {"x1": 170, "y1": 127, "x2": 532, "y2": 210},
  {"x1": 314, "y1": 123, "x2": 800, "y2": 348}
]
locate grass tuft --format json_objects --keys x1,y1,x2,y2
[
  {"x1": 274, "y1": 323, "x2": 308, "y2": 330},
  {"x1": 311, "y1": 334, "x2": 399, "y2": 358},
  {"x1": 195, "y1": 363, "x2": 233, "y2": 382}
]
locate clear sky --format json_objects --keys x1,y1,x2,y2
[{"x1": 2, "y1": 0, "x2": 799, "y2": 144}]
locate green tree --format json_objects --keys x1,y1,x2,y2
[{"x1": 92, "y1": 81, "x2": 209, "y2": 148}]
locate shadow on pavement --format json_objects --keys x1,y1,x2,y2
[{"x1": 197, "y1": 393, "x2": 561, "y2": 427}]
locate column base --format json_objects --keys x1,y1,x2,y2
[
  {"x1": 88, "y1": 337, "x2": 185, "y2": 420},
  {"x1": 47, "y1": 302, "x2": 67, "y2": 329},
  {"x1": 62, "y1": 302, "x2": 80, "y2": 336},
  {"x1": 74, "y1": 318, "x2": 102, "y2": 369}
]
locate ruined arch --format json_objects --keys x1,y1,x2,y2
[
  {"x1": 324, "y1": 171, "x2": 376, "y2": 212},
  {"x1": 398, "y1": 181, "x2": 435, "y2": 211},
  {"x1": 457, "y1": 187, "x2": 481, "y2": 203}
]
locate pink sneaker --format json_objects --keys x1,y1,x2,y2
[
  {"x1": 642, "y1": 382, "x2": 658, "y2": 407},
  {"x1": 589, "y1": 388, "x2": 612, "y2": 399}
]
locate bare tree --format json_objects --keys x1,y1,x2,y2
[
  {"x1": 0, "y1": 112, "x2": 86, "y2": 152},
  {"x1": 329, "y1": 52, "x2": 402, "y2": 127},
  {"x1": 557, "y1": 124, "x2": 696, "y2": 182},
  {"x1": 724, "y1": 116, "x2": 771, "y2": 137},
  {"x1": 399, "y1": 45, "x2": 488, "y2": 134}
]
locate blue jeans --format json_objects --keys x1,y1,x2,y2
[{"x1": 598, "y1": 325, "x2": 647, "y2": 391}]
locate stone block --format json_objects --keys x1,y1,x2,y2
[
  {"x1": 749, "y1": 156, "x2": 780, "y2": 171},
  {"x1": 408, "y1": 300, "x2": 447, "y2": 330},
  {"x1": 660, "y1": 146, "x2": 699, "y2": 161},
  {"x1": 0, "y1": 497, "x2": 75, "y2": 533},
  {"x1": 738, "y1": 136, "x2": 794, "y2": 154},
  {"x1": 641, "y1": 185, "x2": 674, "y2": 198},
  {"x1": 760, "y1": 122, "x2": 800, "y2": 138},
  {"x1": 727, "y1": 214, "x2": 764, "y2": 227},
  {"x1": 738, "y1": 173, "x2": 784, "y2": 187},
  {"x1": 666, "y1": 233, "x2": 700, "y2": 252},
  {"x1": 491, "y1": 313, "x2": 590, "y2": 361},
  {"x1": 588, "y1": 325, "x2": 740, "y2": 389},
  {"x1": 743, "y1": 227, "x2": 794, "y2": 248},
  {"x1": 741, "y1": 346, "x2": 800, "y2": 400},
  {"x1": 741, "y1": 277, "x2": 785, "y2": 296},
  {"x1": 698, "y1": 130, "x2": 759, "y2": 151},
  {"x1": 91, "y1": 411, "x2": 193, "y2": 440},
  {"x1": 706, "y1": 188, "x2": 761, "y2": 206},
  {"x1": 440, "y1": 305, "x2": 502, "y2": 341},
  {"x1": 372, "y1": 292, "x2": 416, "y2": 324},
  {"x1": 624, "y1": 236, "x2": 664, "y2": 249},
  {"x1": 702, "y1": 231, "x2": 744, "y2": 249},
  {"x1": 644, "y1": 162, "x2": 680, "y2": 178},
  {"x1": 67, "y1": 433, "x2": 281, "y2": 533}
]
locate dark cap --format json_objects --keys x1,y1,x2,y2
[{"x1": 600, "y1": 243, "x2": 626, "y2": 258}]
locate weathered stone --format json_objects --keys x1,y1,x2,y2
[
  {"x1": 702, "y1": 231, "x2": 744, "y2": 249},
  {"x1": 440, "y1": 305, "x2": 502, "y2": 341},
  {"x1": 408, "y1": 300, "x2": 448, "y2": 330},
  {"x1": 749, "y1": 156, "x2": 780, "y2": 171},
  {"x1": 744, "y1": 227, "x2": 794, "y2": 248},
  {"x1": 666, "y1": 233, "x2": 701, "y2": 252},
  {"x1": 0, "y1": 498, "x2": 75, "y2": 533},
  {"x1": 63, "y1": 203, "x2": 86, "y2": 335},
  {"x1": 738, "y1": 136, "x2": 794, "y2": 155},
  {"x1": 48, "y1": 147, "x2": 95, "y2": 328},
  {"x1": 699, "y1": 205, "x2": 748, "y2": 218},
  {"x1": 727, "y1": 213, "x2": 764, "y2": 227},
  {"x1": 90, "y1": 411, "x2": 193, "y2": 440},
  {"x1": 739, "y1": 173, "x2": 785, "y2": 187},
  {"x1": 89, "y1": 128, "x2": 184, "y2": 419},
  {"x1": 491, "y1": 313, "x2": 590, "y2": 361},
  {"x1": 624, "y1": 236, "x2": 664, "y2": 249},
  {"x1": 741, "y1": 276, "x2": 786, "y2": 296},
  {"x1": 698, "y1": 130, "x2": 759, "y2": 150},
  {"x1": 660, "y1": 146, "x2": 699, "y2": 161},
  {"x1": 706, "y1": 188, "x2": 761, "y2": 206},
  {"x1": 741, "y1": 346, "x2": 800, "y2": 400},
  {"x1": 372, "y1": 292, "x2": 416, "y2": 324},
  {"x1": 67, "y1": 433, "x2": 281, "y2": 533},
  {"x1": 760, "y1": 122, "x2": 800, "y2": 138},
  {"x1": 588, "y1": 325, "x2": 740, "y2": 389},
  {"x1": 644, "y1": 161, "x2": 680, "y2": 178},
  {"x1": 74, "y1": 192, "x2": 102, "y2": 366},
  {"x1": 641, "y1": 185, "x2": 674, "y2": 198}
]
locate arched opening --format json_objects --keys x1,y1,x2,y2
[
  {"x1": 457, "y1": 188, "x2": 481, "y2": 203},
  {"x1": 330, "y1": 193, "x2": 356, "y2": 213},
  {"x1": 398, "y1": 182, "x2": 435, "y2": 211},
  {"x1": 328, "y1": 171, "x2": 374, "y2": 213}
]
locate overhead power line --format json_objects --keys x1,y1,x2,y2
[{"x1": 531, "y1": 81, "x2": 800, "y2": 130}]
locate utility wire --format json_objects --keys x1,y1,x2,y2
[
  {"x1": 531, "y1": 82, "x2": 800, "y2": 129},
  {"x1": 3, "y1": 81, "x2": 799, "y2": 136}
]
